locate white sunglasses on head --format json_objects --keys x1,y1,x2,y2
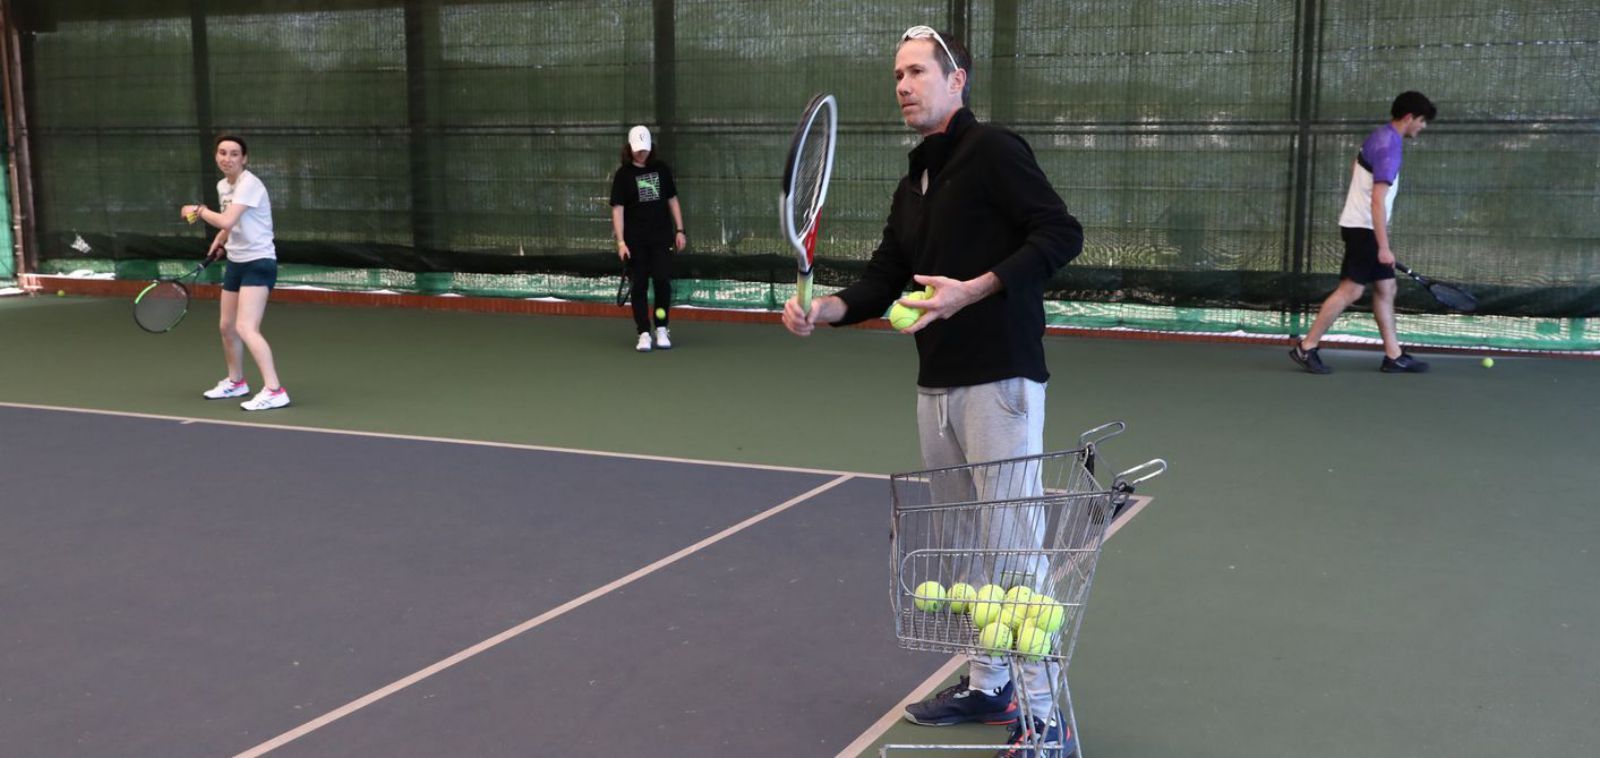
[{"x1": 901, "y1": 25, "x2": 961, "y2": 74}]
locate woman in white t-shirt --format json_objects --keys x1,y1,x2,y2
[{"x1": 179, "y1": 135, "x2": 290, "y2": 411}]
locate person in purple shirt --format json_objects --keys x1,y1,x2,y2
[{"x1": 1291, "y1": 91, "x2": 1437, "y2": 374}]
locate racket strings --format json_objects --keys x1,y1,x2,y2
[
  {"x1": 134, "y1": 282, "x2": 189, "y2": 332},
  {"x1": 789, "y1": 121, "x2": 833, "y2": 233}
]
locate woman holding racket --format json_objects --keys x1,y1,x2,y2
[
  {"x1": 178, "y1": 134, "x2": 289, "y2": 410},
  {"x1": 609, "y1": 125, "x2": 687, "y2": 352}
]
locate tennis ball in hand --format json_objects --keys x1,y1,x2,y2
[
  {"x1": 886, "y1": 290, "x2": 930, "y2": 330},
  {"x1": 655, "y1": 307, "x2": 666, "y2": 320},
  {"x1": 1481, "y1": 357, "x2": 1495, "y2": 368},
  {"x1": 185, "y1": 209, "x2": 199, "y2": 224},
  {"x1": 947, "y1": 583, "x2": 978, "y2": 614},
  {"x1": 1015, "y1": 622, "x2": 1052, "y2": 661},
  {"x1": 978, "y1": 621, "x2": 1014, "y2": 654},
  {"x1": 913, "y1": 581, "x2": 946, "y2": 612}
]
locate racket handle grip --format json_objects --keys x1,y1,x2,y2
[{"x1": 796, "y1": 271, "x2": 814, "y2": 315}]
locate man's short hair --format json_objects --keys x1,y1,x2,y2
[
  {"x1": 1391, "y1": 91, "x2": 1438, "y2": 122},
  {"x1": 899, "y1": 28, "x2": 973, "y2": 106}
]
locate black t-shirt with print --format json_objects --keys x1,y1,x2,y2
[{"x1": 609, "y1": 162, "x2": 678, "y2": 248}]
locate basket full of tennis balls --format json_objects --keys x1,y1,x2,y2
[{"x1": 908, "y1": 580, "x2": 1064, "y2": 660}]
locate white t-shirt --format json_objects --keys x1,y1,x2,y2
[{"x1": 217, "y1": 170, "x2": 275, "y2": 262}]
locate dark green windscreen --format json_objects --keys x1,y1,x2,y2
[{"x1": 15, "y1": 0, "x2": 1600, "y2": 348}]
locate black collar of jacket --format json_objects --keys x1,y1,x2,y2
[{"x1": 907, "y1": 107, "x2": 977, "y2": 190}]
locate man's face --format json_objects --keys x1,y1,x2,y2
[
  {"x1": 894, "y1": 39, "x2": 963, "y2": 136},
  {"x1": 1399, "y1": 114, "x2": 1428, "y2": 138}
]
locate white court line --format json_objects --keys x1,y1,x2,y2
[
  {"x1": 834, "y1": 494, "x2": 1155, "y2": 758},
  {"x1": 0, "y1": 400, "x2": 886, "y2": 480},
  {"x1": 233, "y1": 473, "x2": 856, "y2": 757}
]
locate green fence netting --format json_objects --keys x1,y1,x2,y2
[{"x1": 13, "y1": 0, "x2": 1600, "y2": 349}]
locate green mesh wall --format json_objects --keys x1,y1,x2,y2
[{"x1": 15, "y1": 0, "x2": 1600, "y2": 349}]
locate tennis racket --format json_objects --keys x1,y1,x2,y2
[
  {"x1": 615, "y1": 259, "x2": 631, "y2": 307},
  {"x1": 1395, "y1": 262, "x2": 1478, "y2": 313},
  {"x1": 133, "y1": 259, "x2": 210, "y2": 333},
  {"x1": 779, "y1": 93, "x2": 838, "y2": 315}
]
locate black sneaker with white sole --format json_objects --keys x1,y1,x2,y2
[
  {"x1": 1380, "y1": 353, "x2": 1429, "y2": 373},
  {"x1": 1289, "y1": 341, "x2": 1331, "y2": 374}
]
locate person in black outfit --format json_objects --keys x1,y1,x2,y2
[
  {"x1": 780, "y1": 25, "x2": 1084, "y2": 758},
  {"x1": 610, "y1": 125, "x2": 687, "y2": 352}
]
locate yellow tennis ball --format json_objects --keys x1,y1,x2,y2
[
  {"x1": 947, "y1": 583, "x2": 978, "y2": 614},
  {"x1": 1032, "y1": 600, "x2": 1066, "y2": 634},
  {"x1": 978, "y1": 622, "x2": 1013, "y2": 654},
  {"x1": 1001, "y1": 585, "x2": 1034, "y2": 616},
  {"x1": 997, "y1": 606, "x2": 1027, "y2": 632},
  {"x1": 185, "y1": 211, "x2": 199, "y2": 224},
  {"x1": 1024, "y1": 594, "x2": 1056, "y2": 619},
  {"x1": 913, "y1": 581, "x2": 946, "y2": 612},
  {"x1": 56, "y1": 290, "x2": 66, "y2": 297},
  {"x1": 1481, "y1": 357, "x2": 1494, "y2": 368},
  {"x1": 970, "y1": 584, "x2": 1006, "y2": 627},
  {"x1": 886, "y1": 290, "x2": 929, "y2": 330},
  {"x1": 1015, "y1": 622, "x2": 1052, "y2": 661},
  {"x1": 655, "y1": 307, "x2": 666, "y2": 320}
]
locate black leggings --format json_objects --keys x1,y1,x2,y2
[{"x1": 628, "y1": 243, "x2": 673, "y2": 333}]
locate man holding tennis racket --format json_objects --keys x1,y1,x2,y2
[
  {"x1": 1291, "y1": 91, "x2": 1437, "y2": 374},
  {"x1": 781, "y1": 26, "x2": 1083, "y2": 756}
]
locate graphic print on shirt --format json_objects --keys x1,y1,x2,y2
[{"x1": 635, "y1": 172, "x2": 661, "y2": 203}]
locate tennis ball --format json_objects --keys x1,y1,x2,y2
[
  {"x1": 997, "y1": 606, "x2": 1027, "y2": 632},
  {"x1": 655, "y1": 307, "x2": 666, "y2": 320},
  {"x1": 947, "y1": 583, "x2": 978, "y2": 614},
  {"x1": 886, "y1": 290, "x2": 930, "y2": 331},
  {"x1": 1032, "y1": 600, "x2": 1066, "y2": 634},
  {"x1": 978, "y1": 622, "x2": 1014, "y2": 654},
  {"x1": 913, "y1": 581, "x2": 946, "y2": 612},
  {"x1": 1001, "y1": 585, "x2": 1034, "y2": 615},
  {"x1": 1015, "y1": 622, "x2": 1052, "y2": 661},
  {"x1": 1024, "y1": 594, "x2": 1057, "y2": 619},
  {"x1": 185, "y1": 211, "x2": 199, "y2": 224},
  {"x1": 1481, "y1": 357, "x2": 1494, "y2": 368},
  {"x1": 970, "y1": 584, "x2": 1006, "y2": 627},
  {"x1": 56, "y1": 290, "x2": 65, "y2": 297}
]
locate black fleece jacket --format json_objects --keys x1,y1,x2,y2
[{"x1": 833, "y1": 108, "x2": 1084, "y2": 388}]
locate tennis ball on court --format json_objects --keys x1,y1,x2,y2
[
  {"x1": 56, "y1": 290, "x2": 65, "y2": 297},
  {"x1": 1481, "y1": 357, "x2": 1494, "y2": 368},
  {"x1": 655, "y1": 307, "x2": 666, "y2": 320},
  {"x1": 1032, "y1": 600, "x2": 1066, "y2": 634},
  {"x1": 970, "y1": 584, "x2": 1006, "y2": 627},
  {"x1": 913, "y1": 581, "x2": 946, "y2": 612},
  {"x1": 978, "y1": 622, "x2": 1014, "y2": 654},
  {"x1": 947, "y1": 583, "x2": 979, "y2": 614},
  {"x1": 886, "y1": 290, "x2": 930, "y2": 331},
  {"x1": 1015, "y1": 622, "x2": 1052, "y2": 661}
]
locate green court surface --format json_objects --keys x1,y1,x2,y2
[{"x1": 3, "y1": 295, "x2": 1598, "y2": 757}]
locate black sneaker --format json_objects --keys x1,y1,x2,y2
[
  {"x1": 903, "y1": 676, "x2": 1018, "y2": 726},
  {"x1": 996, "y1": 714, "x2": 1076, "y2": 758},
  {"x1": 1381, "y1": 353, "x2": 1430, "y2": 373},
  {"x1": 1289, "y1": 340, "x2": 1331, "y2": 374}
]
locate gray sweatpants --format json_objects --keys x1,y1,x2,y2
[{"x1": 917, "y1": 377, "x2": 1058, "y2": 720}]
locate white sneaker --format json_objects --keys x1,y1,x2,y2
[
  {"x1": 654, "y1": 326, "x2": 672, "y2": 350},
  {"x1": 241, "y1": 387, "x2": 290, "y2": 411},
  {"x1": 203, "y1": 378, "x2": 250, "y2": 399},
  {"x1": 635, "y1": 332, "x2": 653, "y2": 352}
]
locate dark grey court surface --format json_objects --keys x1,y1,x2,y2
[{"x1": 0, "y1": 406, "x2": 927, "y2": 756}]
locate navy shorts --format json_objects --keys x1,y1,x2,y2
[
  {"x1": 222, "y1": 258, "x2": 278, "y2": 292},
  {"x1": 1338, "y1": 227, "x2": 1395, "y2": 285}
]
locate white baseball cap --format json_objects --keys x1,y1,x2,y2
[{"x1": 628, "y1": 125, "x2": 652, "y2": 153}]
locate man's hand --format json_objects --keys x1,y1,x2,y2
[
  {"x1": 1377, "y1": 247, "x2": 1396, "y2": 267},
  {"x1": 782, "y1": 295, "x2": 844, "y2": 337},
  {"x1": 898, "y1": 272, "x2": 1002, "y2": 333},
  {"x1": 617, "y1": 242, "x2": 631, "y2": 261}
]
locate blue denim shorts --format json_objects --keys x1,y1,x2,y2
[{"x1": 222, "y1": 258, "x2": 278, "y2": 292}]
